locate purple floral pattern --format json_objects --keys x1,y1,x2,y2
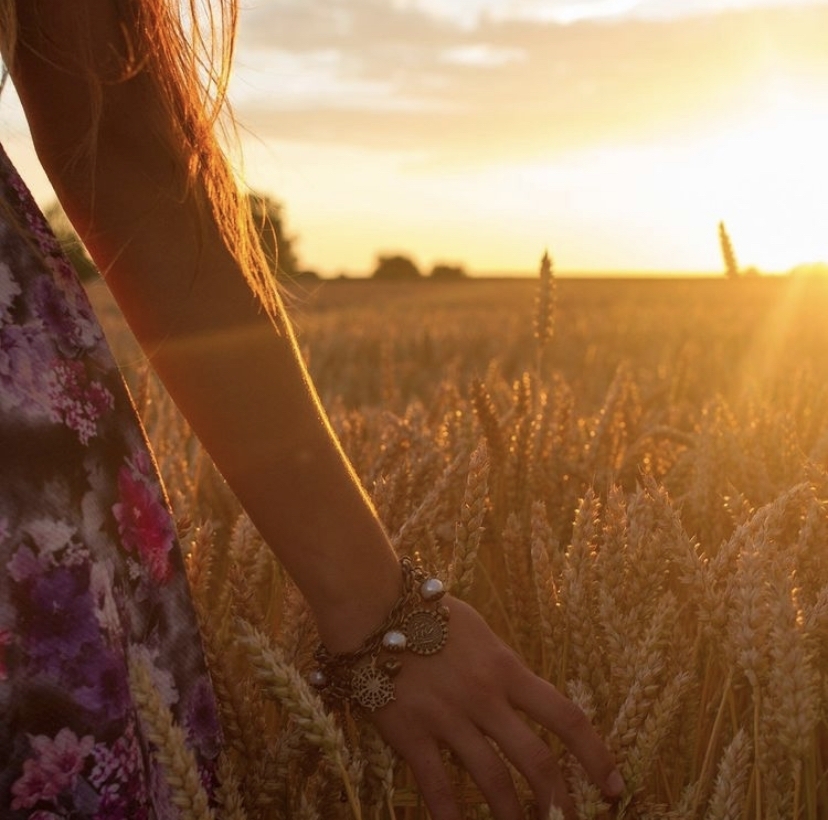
[{"x1": 0, "y1": 144, "x2": 221, "y2": 817}]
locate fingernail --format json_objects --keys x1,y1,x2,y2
[{"x1": 605, "y1": 769, "x2": 625, "y2": 797}]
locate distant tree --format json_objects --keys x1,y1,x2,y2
[
  {"x1": 372, "y1": 254, "x2": 422, "y2": 281},
  {"x1": 247, "y1": 192, "x2": 301, "y2": 281},
  {"x1": 429, "y1": 263, "x2": 467, "y2": 281},
  {"x1": 294, "y1": 269, "x2": 320, "y2": 282},
  {"x1": 44, "y1": 202, "x2": 99, "y2": 283},
  {"x1": 42, "y1": 195, "x2": 305, "y2": 285},
  {"x1": 718, "y1": 221, "x2": 740, "y2": 279}
]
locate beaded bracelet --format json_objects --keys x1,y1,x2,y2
[{"x1": 310, "y1": 556, "x2": 450, "y2": 712}]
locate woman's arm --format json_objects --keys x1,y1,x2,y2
[
  {"x1": 9, "y1": 3, "x2": 622, "y2": 817},
  {"x1": 9, "y1": 0, "x2": 403, "y2": 648}
]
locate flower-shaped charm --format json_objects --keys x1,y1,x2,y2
[{"x1": 351, "y1": 665, "x2": 395, "y2": 711}]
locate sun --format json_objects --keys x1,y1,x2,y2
[{"x1": 694, "y1": 75, "x2": 828, "y2": 273}]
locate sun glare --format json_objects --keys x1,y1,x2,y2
[{"x1": 699, "y1": 76, "x2": 828, "y2": 272}]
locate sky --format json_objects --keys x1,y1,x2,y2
[{"x1": 2, "y1": 0, "x2": 828, "y2": 275}]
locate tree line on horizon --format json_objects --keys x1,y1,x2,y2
[
  {"x1": 45, "y1": 192, "x2": 467, "y2": 284},
  {"x1": 46, "y1": 194, "x2": 825, "y2": 283}
]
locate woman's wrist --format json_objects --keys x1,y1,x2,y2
[
  {"x1": 307, "y1": 543, "x2": 404, "y2": 654},
  {"x1": 311, "y1": 556, "x2": 451, "y2": 712}
]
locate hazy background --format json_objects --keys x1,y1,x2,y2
[{"x1": 2, "y1": 0, "x2": 827, "y2": 276}]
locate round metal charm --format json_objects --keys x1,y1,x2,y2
[
  {"x1": 403, "y1": 609, "x2": 449, "y2": 655},
  {"x1": 351, "y1": 665, "x2": 395, "y2": 711}
]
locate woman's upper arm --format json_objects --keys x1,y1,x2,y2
[{"x1": 10, "y1": 1, "x2": 135, "y2": 170}]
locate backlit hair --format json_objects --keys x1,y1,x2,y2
[{"x1": 0, "y1": 0, "x2": 278, "y2": 315}]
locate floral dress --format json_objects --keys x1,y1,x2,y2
[{"x1": 0, "y1": 143, "x2": 221, "y2": 818}]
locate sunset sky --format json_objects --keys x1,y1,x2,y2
[{"x1": 2, "y1": 0, "x2": 828, "y2": 275}]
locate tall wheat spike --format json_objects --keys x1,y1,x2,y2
[
  {"x1": 718, "y1": 221, "x2": 740, "y2": 279},
  {"x1": 534, "y1": 250, "x2": 556, "y2": 378}
]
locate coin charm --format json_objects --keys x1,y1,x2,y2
[
  {"x1": 351, "y1": 665, "x2": 395, "y2": 711},
  {"x1": 403, "y1": 609, "x2": 449, "y2": 655}
]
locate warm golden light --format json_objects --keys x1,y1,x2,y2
[{"x1": 3, "y1": 1, "x2": 828, "y2": 275}]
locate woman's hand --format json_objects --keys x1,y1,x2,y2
[{"x1": 367, "y1": 595, "x2": 623, "y2": 820}]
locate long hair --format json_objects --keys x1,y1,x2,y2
[{"x1": 0, "y1": 0, "x2": 278, "y2": 316}]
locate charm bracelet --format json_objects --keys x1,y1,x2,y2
[{"x1": 311, "y1": 556, "x2": 450, "y2": 712}]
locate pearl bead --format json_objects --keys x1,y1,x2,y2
[
  {"x1": 309, "y1": 669, "x2": 327, "y2": 688},
  {"x1": 382, "y1": 630, "x2": 407, "y2": 652},
  {"x1": 420, "y1": 577, "x2": 445, "y2": 601}
]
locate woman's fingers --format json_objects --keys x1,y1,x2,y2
[
  {"x1": 447, "y1": 725, "x2": 536, "y2": 820},
  {"x1": 478, "y1": 708, "x2": 575, "y2": 817},
  {"x1": 384, "y1": 730, "x2": 463, "y2": 820},
  {"x1": 382, "y1": 714, "x2": 569, "y2": 820},
  {"x1": 508, "y1": 669, "x2": 624, "y2": 798}
]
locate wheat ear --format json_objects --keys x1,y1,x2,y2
[
  {"x1": 704, "y1": 729, "x2": 751, "y2": 820},
  {"x1": 449, "y1": 439, "x2": 489, "y2": 597},
  {"x1": 529, "y1": 501, "x2": 559, "y2": 680},
  {"x1": 546, "y1": 804, "x2": 566, "y2": 820},
  {"x1": 561, "y1": 489, "x2": 604, "y2": 696},
  {"x1": 127, "y1": 650, "x2": 215, "y2": 820},
  {"x1": 565, "y1": 680, "x2": 610, "y2": 818},
  {"x1": 359, "y1": 722, "x2": 397, "y2": 819},
  {"x1": 534, "y1": 250, "x2": 556, "y2": 378},
  {"x1": 234, "y1": 617, "x2": 363, "y2": 820},
  {"x1": 214, "y1": 752, "x2": 249, "y2": 820}
]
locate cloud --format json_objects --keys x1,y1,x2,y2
[
  {"x1": 234, "y1": 3, "x2": 828, "y2": 165},
  {"x1": 239, "y1": 0, "x2": 458, "y2": 53}
]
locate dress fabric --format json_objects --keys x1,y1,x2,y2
[{"x1": 0, "y1": 143, "x2": 221, "y2": 818}]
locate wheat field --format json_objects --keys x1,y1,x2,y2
[{"x1": 91, "y1": 270, "x2": 828, "y2": 819}]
